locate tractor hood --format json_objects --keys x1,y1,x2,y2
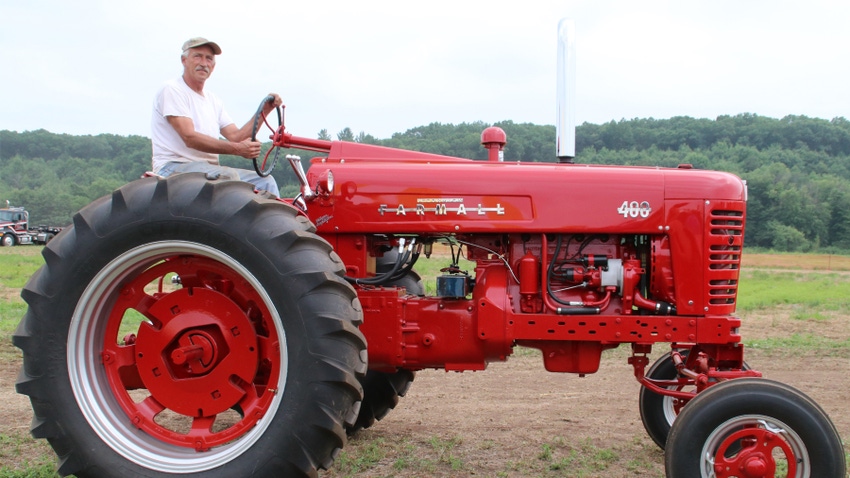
[{"x1": 304, "y1": 156, "x2": 746, "y2": 235}]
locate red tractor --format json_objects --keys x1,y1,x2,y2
[{"x1": 15, "y1": 24, "x2": 845, "y2": 478}]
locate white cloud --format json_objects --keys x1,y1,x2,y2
[{"x1": 0, "y1": 0, "x2": 847, "y2": 142}]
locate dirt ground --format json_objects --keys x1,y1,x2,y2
[
  {"x1": 6, "y1": 333, "x2": 845, "y2": 477},
  {"x1": 2, "y1": 299, "x2": 849, "y2": 476},
  {"x1": 318, "y1": 348, "x2": 848, "y2": 477}
]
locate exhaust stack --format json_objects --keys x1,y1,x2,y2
[{"x1": 556, "y1": 18, "x2": 576, "y2": 163}]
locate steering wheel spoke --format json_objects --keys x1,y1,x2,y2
[{"x1": 250, "y1": 95, "x2": 282, "y2": 177}]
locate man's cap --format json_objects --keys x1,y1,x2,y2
[{"x1": 182, "y1": 37, "x2": 222, "y2": 55}]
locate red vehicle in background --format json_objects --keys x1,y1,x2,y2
[{"x1": 0, "y1": 203, "x2": 62, "y2": 246}]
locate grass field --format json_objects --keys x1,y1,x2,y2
[
  {"x1": 1, "y1": 247, "x2": 849, "y2": 477},
  {"x1": 742, "y1": 252, "x2": 850, "y2": 271}
]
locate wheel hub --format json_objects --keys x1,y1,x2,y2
[
  {"x1": 169, "y1": 329, "x2": 216, "y2": 373},
  {"x1": 135, "y1": 287, "x2": 259, "y2": 417},
  {"x1": 741, "y1": 455, "x2": 768, "y2": 475},
  {"x1": 712, "y1": 428, "x2": 790, "y2": 478}
]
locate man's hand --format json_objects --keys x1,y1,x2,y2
[
  {"x1": 227, "y1": 93, "x2": 284, "y2": 144},
  {"x1": 234, "y1": 139, "x2": 263, "y2": 159},
  {"x1": 262, "y1": 93, "x2": 283, "y2": 116}
]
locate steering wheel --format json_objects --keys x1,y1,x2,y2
[{"x1": 250, "y1": 95, "x2": 283, "y2": 177}]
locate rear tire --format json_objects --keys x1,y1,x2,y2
[
  {"x1": 665, "y1": 378, "x2": 845, "y2": 477},
  {"x1": 14, "y1": 173, "x2": 367, "y2": 477},
  {"x1": 348, "y1": 369, "x2": 415, "y2": 433},
  {"x1": 346, "y1": 248, "x2": 421, "y2": 434}
]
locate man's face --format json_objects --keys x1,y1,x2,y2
[{"x1": 182, "y1": 45, "x2": 217, "y2": 82}]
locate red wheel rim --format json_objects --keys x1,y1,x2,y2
[
  {"x1": 707, "y1": 420, "x2": 803, "y2": 477},
  {"x1": 100, "y1": 254, "x2": 280, "y2": 451}
]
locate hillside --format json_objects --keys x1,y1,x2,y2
[{"x1": 2, "y1": 113, "x2": 849, "y2": 251}]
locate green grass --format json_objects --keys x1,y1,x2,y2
[
  {"x1": 0, "y1": 247, "x2": 43, "y2": 289},
  {"x1": 0, "y1": 248, "x2": 43, "y2": 352},
  {"x1": 333, "y1": 434, "x2": 465, "y2": 477},
  {"x1": 735, "y1": 268, "x2": 850, "y2": 354},
  {"x1": 411, "y1": 251, "x2": 476, "y2": 296},
  {"x1": 0, "y1": 300, "x2": 26, "y2": 334},
  {"x1": 334, "y1": 438, "x2": 389, "y2": 475},
  {"x1": 736, "y1": 269, "x2": 850, "y2": 312},
  {"x1": 391, "y1": 439, "x2": 437, "y2": 474},
  {"x1": 428, "y1": 436, "x2": 464, "y2": 471},
  {"x1": 0, "y1": 464, "x2": 59, "y2": 478},
  {"x1": 746, "y1": 333, "x2": 850, "y2": 354},
  {"x1": 540, "y1": 438, "x2": 619, "y2": 475},
  {"x1": 0, "y1": 433, "x2": 59, "y2": 478},
  {"x1": 336, "y1": 434, "x2": 640, "y2": 478}
]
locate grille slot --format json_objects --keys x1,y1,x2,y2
[
  {"x1": 706, "y1": 208, "x2": 744, "y2": 308},
  {"x1": 710, "y1": 210, "x2": 743, "y2": 235}
]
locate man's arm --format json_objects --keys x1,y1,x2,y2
[
  {"x1": 222, "y1": 93, "x2": 283, "y2": 143},
  {"x1": 167, "y1": 116, "x2": 260, "y2": 159}
]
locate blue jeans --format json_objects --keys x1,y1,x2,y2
[{"x1": 157, "y1": 161, "x2": 280, "y2": 197}]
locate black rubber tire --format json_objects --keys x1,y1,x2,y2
[
  {"x1": 375, "y1": 247, "x2": 425, "y2": 296},
  {"x1": 639, "y1": 350, "x2": 754, "y2": 450},
  {"x1": 2, "y1": 232, "x2": 15, "y2": 247},
  {"x1": 345, "y1": 249, "x2": 421, "y2": 435},
  {"x1": 14, "y1": 173, "x2": 367, "y2": 477},
  {"x1": 348, "y1": 368, "x2": 416, "y2": 434},
  {"x1": 638, "y1": 351, "x2": 687, "y2": 449},
  {"x1": 665, "y1": 378, "x2": 846, "y2": 477}
]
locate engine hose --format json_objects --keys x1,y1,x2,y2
[
  {"x1": 633, "y1": 291, "x2": 677, "y2": 315},
  {"x1": 540, "y1": 235, "x2": 604, "y2": 315},
  {"x1": 554, "y1": 307, "x2": 601, "y2": 315},
  {"x1": 546, "y1": 235, "x2": 584, "y2": 307},
  {"x1": 389, "y1": 251, "x2": 420, "y2": 281},
  {"x1": 345, "y1": 246, "x2": 412, "y2": 286}
]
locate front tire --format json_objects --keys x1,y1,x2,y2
[
  {"x1": 14, "y1": 173, "x2": 367, "y2": 477},
  {"x1": 639, "y1": 350, "x2": 753, "y2": 450},
  {"x1": 638, "y1": 351, "x2": 684, "y2": 449},
  {"x1": 665, "y1": 378, "x2": 845, "y2": 477},
  {"x1": 2, "y1": 233, "x2": 15, "y2": 246}
]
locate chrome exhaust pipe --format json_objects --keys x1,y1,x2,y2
[{"x1": 556, "y1": 18, "x2": 576, "y2": 163}]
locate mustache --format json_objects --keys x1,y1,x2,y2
[{"x1": 195, "y1": 66, "x2": 210, "y2": 73}]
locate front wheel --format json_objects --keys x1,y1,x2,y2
[
  {"x1": 1, "y1": 233, "x2": 15, "y2": 246},
  {"x1": 14, "y1": 173, "x2": 367, "y2": 477},
  {"x1": 640, "y1": 350, "x2": 752, "y2": 450},
  {"x1": 639, "y1": 351, "x2": 686, "y2": 449},
  {"x1": 665, "y1": 378, "x2": 845, "y2": 477}
]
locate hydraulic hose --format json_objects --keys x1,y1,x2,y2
[{"x1": 345, "y1": 239, "x2": 416, "y2": 286}]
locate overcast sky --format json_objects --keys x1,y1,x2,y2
[{"x1": 1, "y1": 0, "x2": 847, "y2": 142}]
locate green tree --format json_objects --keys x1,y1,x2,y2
[
  {"x1": 337, "y1": 127, "x2": 355, "y2": 141},
  {"x1": 4, "y1": 113, "x2": 850, "y2": 251}
]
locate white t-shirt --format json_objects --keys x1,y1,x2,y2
[{"x1": 151, "y1": 76, "x2": 235, "y2": 173}]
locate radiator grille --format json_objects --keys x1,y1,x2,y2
[{"x1": 707, "y1": 209, "x2": 744, "y2": 307}]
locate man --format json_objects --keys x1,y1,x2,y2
[{"x1": 151, "y1": 37, "x2": 281, "y2": 196}]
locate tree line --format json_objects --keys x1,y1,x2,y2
[{"x1": 2, "y1": 113, "x2": 849, "y2": 252}]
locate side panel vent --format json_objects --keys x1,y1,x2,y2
[{"x1": 705, "y1": 205, "x2": 746, "y2": 312}]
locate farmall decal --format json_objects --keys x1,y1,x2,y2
[{"x1": 378, "y1": 198, "x2": 505, "y2": 216}]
